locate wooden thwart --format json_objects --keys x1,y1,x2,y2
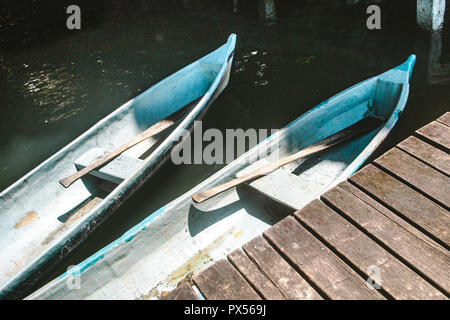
[
  {"x1": 322, "y1": 184, "x2": 450, "y2": 295},
  {"x1": 295, "y1": 200, "x2": 446, "y2": 300},
  {"x1": 265, "y1": 216, "x2": 384, "y2": 300},
  {"x1": 59, "y1": 100, "x2": 198, "y2": 188},
  {"x1": 161, "y1": 283, "x2": 200, "y2": 300},
  {"x1": 374, "y1": 147, "x2": 450, "y2": 209},
  {"x1": 243, "y1": 236, "x2": 322, "y2": 300},
  {"x1": 228, "y1": 248, "x2": 285, "y2": 300},
  {"x1": 59, "y1": 119, "x2": 175, "y2": 188},
  {"x1": 193, "y1": 259, "x2": 261, "y2": 300},
  {"x1": 73, "y1": 148, "x2": 143, "y2": 185},
  {"x1": 350, "y1": 164, "x2": 450, "y2": 248},
  {"x1": 396, "y1": 136, "x2": 450, "y2": 176}
]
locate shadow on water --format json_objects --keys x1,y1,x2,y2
[{"x1": 0, "y1": 0, "x2": 449, "y2": 298}]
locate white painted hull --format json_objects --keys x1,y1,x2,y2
[
  {"x1": 27, "y1": 55, "x2": 415, "y2": 300},
  {"x1": 0, "y1": 35, "x2": 237, "y2": 298}
]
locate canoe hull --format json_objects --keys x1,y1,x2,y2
[
  {"x1": 28, "y1": 55, "x2": 415, "y2": 300},
  {"x1": 0, "y1": 35, "x2": 236, "y2": 299}
]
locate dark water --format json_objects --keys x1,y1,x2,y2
[{"x1": 1, "y1": 0, "x2": 449, "y2": 297}]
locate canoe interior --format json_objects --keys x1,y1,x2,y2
[
  {"x1": 0, "y1": 35, "x2": 236, "y2": 296},
  {"x1": 28, "y1": 56, "x2": 415, "y2": 300}
]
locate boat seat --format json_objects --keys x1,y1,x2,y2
[
  {"x1": 237, "y1": 158, "x2": 327, "y2": 210},
  {"x1": 74, "y1": 147, "x2": 144, "y2": 184}
]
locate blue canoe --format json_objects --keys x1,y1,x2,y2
[
  {"x1": 0, "y1": 34, "x2": 236, "y2": 298},
  {"x1": 28, "y1": 55, "x2": 415, "y2": 300}
]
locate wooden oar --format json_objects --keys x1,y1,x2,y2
[
  {"x1": 192, "y1": 117, "x2": 383, "y2": 203},
  {"x1": 59, "y1": 119, "x2": 175, "y2": 188},
  {"x1": 59, "y1": 99, "x2": 200, "y2": 188}
]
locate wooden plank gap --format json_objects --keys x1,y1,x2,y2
[
  {"x1": 264, "y1": 216, "x2": 385, "y2": 300},
  {"x1": 242, "y1": 235, "x2": 323, "y2": 300},
  {"x1": 227, "y1": 248, "x2": 286, "y2": 300},
  {"x1": 349, "y1": 165, "x2": 450, "y2": 250},
  {"x1": 372, "y1": 148, "x2": 450, "y2": 210},
  {"x1": 336, "y1": 181, "x2": 448, "y2": 256},
  {"x1": 294, "y1": 200, "x2": 447, "y2": 300},
  {"x1": 291, "y1": 207, "x2": 395, "y2": 300},
  {"x1": 348, "y1": 176, "x2": 450, "y2": 250},
  {"x1": 321, "y1": 186, "x2": 450, "y2": 297},
  {"x1": 415, "y1": 121, "x2": 450, "y2": 153},
  {"x1": 193, "y1": 259, "x2": 261, "y2": 300},
  {"x1": 259, "y1": 232, "x2": 332, "y2": 300},
  {"x1": 436, "y1": 112, "x2": 450, "y2": 127},
  {"x1": 396, "y1": 136, "x2": 450, "y2": 177}
]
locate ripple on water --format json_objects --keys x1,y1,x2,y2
[{"x1": 20, "y1": 64, "x2": 87, "y2": 124}]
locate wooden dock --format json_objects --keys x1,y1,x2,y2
[{"x1": 163, "y1": 112, "x2": 450, "y2": 300}]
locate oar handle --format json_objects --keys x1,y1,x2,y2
[{"x1": 191, "y1": 162, "x2": 279, "y2": 203}]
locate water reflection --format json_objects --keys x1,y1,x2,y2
[
  {"x1": 234, "y1": 49, "x2": 271, "y2": 87},
  {"x1": 1, "y1": 0, "x2": 450, "y2": 298},
  {"x1": 232, "y1": 0, "x2": 277, "y2": 23},
  {"x1": 21, "y1": 64, "x2": 86, "y2": 124},
  {"x1": 233, "y1": 0, "x2": 239, "y2": 13},
  {"x1": 428, "y1": 32, "x2": 450, "y2": 85},
  {"x1": 258, "y1": 0, "x2": 277, "y2": 23}
]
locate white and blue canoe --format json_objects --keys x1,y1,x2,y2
[
  {"x1": 28, "y1": 55, "x2": 415, "y2": 300},
  {"x1": 0, "y1": 34, "x2": 236, "y2": 298}
]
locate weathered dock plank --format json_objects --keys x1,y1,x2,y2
[
  {"x1": 337, "y1": 181, "x2": 448, "y2": 254},
  {"x1": 322, "y1": 185, "x2": 450, "y2": 295},
  {"x1": 396, "y1": 136, "x2": 450, "y2": 176},
  {"x1": 265, "y1": 216, "x2": 384, "y2": 300},
  {"x1": 164, "y1": 114, "x2": 450, "y2": 300},
  {"x1": 437, "y1": 112, "x2": 450, "y2": 127},
  {"x1": 294, "y1": 200, "x2": 447, "y2": 300},
  {"x1": 162, "y1": 283, "x2": 200, "y2": 300},
  {"x1": 350, "y1": 164, "x2": 450, "y2": 248},
  {"x1": 193, "y1": 259, "x2": 261, "y2": 300},
  {"x1": 228, "y1": 248, "x2": 285, "y2": 300},
  {"x1": 374, "y1": 147, "x2": 450, "y2": 209},
  {"x1": 242, "y1": 236, "x2": 322, "y2": 300},
  {"x1": 415, "y1": 121, "x2": 450, "y2": 151}
]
